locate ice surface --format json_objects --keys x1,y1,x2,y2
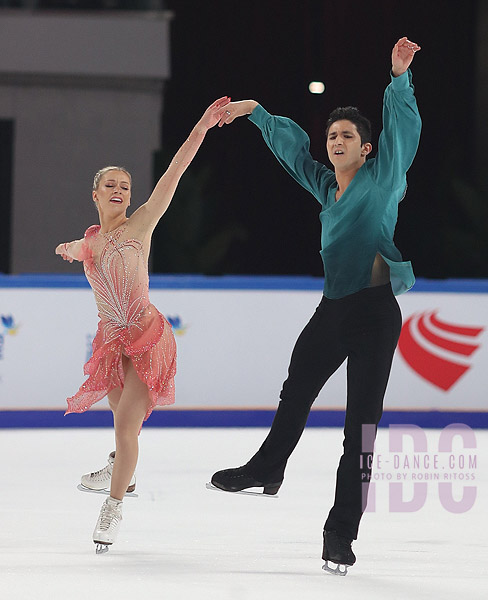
[{"x1": 1, "y1": 427, "x2": 487, "y2": 599}]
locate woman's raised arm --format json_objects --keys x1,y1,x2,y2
[{"x1": 131, "y1": 96, "x2": 231, "y2": 233}]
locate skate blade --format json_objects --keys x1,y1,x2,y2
[
  {"x1": 77, "y1": 484, "x2": 138, "y2": 498},
  {"x1": 322, "y1": 561, "x2": 349, "y2": 576},
  {"x1": 205, "y1": 482, "x2": 279, "y2": 498},
  {"x1": 95, "y1": 543, "x2": 110, "y2": 555}
]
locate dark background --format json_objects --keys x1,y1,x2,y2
[
  {"x1": 154, "y1": 0, "x2": 485, "y2": 279},
  {"x1": 3, "y1": 0, "x2": 486, "y2": 278}
]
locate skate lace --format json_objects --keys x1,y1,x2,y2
[
  {"x1": 99, "y1": 504, "x2": 121, "y2": 531},
  {"x1": 90, "y1": 465, "x2": 111, "y2": 480}
]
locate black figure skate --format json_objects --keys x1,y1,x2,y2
[
  {"x1": 207, "y1": 465, "x2": 282, "y2": 497},
  {"x1": 322, "y1": 530, "x2": 356, "y2": 576}
]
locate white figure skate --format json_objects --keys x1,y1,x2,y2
[
  {"x1": 93, "y1": 496, "x2": 123, "y2": 554},
  {"x1": 81, "y1": 451, "x2": 136, "y2": 494}
]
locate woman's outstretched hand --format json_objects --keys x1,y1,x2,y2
[
  {"x1": 217, "y1": 100, "x2": 258, "y2": 127},
  {"x1": 55, "y1": 243, "x2": 73, "y2": 263},
  {"x1": 199, "y1": 96, "x2": 232, "y2": 130},
  {"x1": 392, "y1": 37, "x2": 421, "y2": 77}
]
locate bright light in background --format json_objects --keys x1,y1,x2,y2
[{"x1": 309, "y1": 81, "x2": 325, "y2": 94}]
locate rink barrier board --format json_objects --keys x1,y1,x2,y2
[
  {"x1": 1, "y1": 409, "x2": 487, "y2": 429},
  {"x1": 1, "y1": 274, "x2": 487, "y2": 426}
]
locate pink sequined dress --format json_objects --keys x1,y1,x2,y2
[{"x1": 66, "y1": 223, "x2": 176, "y2": 420}]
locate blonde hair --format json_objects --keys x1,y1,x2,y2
[{"x1": 93, "y1": 166, "x2": 132, "y2": 191}]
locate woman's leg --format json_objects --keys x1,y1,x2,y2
[
  {"x1": 110, "y1": 355, "x2": 150, "y2": 501},
  {"x1": 107, "y1": 387, "x2": 122, "y2": 415},
  {"x1": 80, "y1": 387, "x2": 123, "y2": 491}
]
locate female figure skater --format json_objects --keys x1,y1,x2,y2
[
  {"x1": 209, "y1": 38, "x2": 421, "y2": 575},
  {"x1": 55, "y1": 96, "x2": 231, "y2": 553}
]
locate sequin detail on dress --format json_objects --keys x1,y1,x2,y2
[{"x1": 66, "y1": 224, "x2": 176, "y2": 420}]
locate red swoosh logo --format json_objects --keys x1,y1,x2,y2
[{"x1": 398, "y1": 311, "x2": 484, "y2": 391}]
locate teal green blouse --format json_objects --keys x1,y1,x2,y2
[{"x1": 248, "y1": 69, "x2": 421, "y2": 299}]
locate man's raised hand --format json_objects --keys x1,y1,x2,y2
[{"x1": 392, "y1": 37, "x2": 421, "y2": 77}]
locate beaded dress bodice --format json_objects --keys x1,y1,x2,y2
[{"x1": 82, "y1": 224, "x2": 159, "y2": 354}]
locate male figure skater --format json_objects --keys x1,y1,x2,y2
[{"x1": 210, "y1": 37, "x2": 421, "y2": 575}]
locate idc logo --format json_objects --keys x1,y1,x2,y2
[{"x1": 398, "y1": 310, "x2": 484, "y2": 391}]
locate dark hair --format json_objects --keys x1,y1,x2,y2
[{"x1": 325, "y1": 106, "x2": 372, "y2": 145}]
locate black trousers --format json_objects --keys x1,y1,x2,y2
[{"x1": 247, "y1": 283, "x2": 402, "y2": 540}]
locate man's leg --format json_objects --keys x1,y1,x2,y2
[
  {"x1": 212, "y1": 297, "x2": 348, "y2": 490},
  {"x1": 325, "y1": 287, "x2": 402, "y2": 540}
]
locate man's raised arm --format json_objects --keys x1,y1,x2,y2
[{"x1": 372, "y1": 37, "x2": 422, "y2": 190}]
